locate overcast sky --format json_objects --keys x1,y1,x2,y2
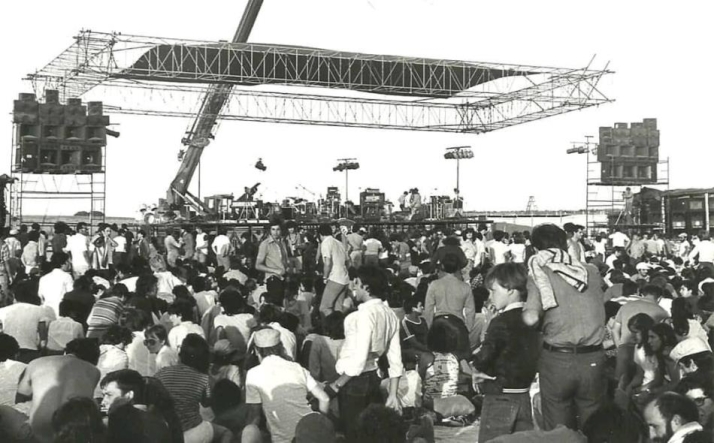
[{"x1": 1, "y1": 0, "x2": 713, "y2": 217}]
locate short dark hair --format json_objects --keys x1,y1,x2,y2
[
  {"x1": 531, "y1": 224, "x2": 568, "y2": 251},
  {"x1": 318, "y1": 223, "x2": 333, "y2": 236},
  {"x1": 356, "y1": 404, "x2": 406, "y2": 443},
  {"x1": 167, "y1": 298, "x2": 195, "y2": 322},
  {"x1": 219, "y1": 289, "x2": 245, "y2": 315},
  {"x1": 357, "y1": 265, "x2": 389, "y2": 299},
  {"x1": 323, "y1": 311, "x2": 345, "y2": 340},
  {"x1": 65, "y1": 338, "x2": 100, "y2": 365},
  {"x1": 100, "y1": 368, "x2": 144, "y2": 397},
  {"x1": 101, "y1": 325, "x2": 134, "y2": 347},
  {"x1": 212, "y1": 379, "x2": 242, "y2": 415},
  {"x1": 0, "y1": 333, "x2": 20, "y2": 362},
  {"x1": 50, "y1": 251, "x2": 69, "y2": 269},
  {"x1": 51, "y1": 397, "x2": 105, "y2": 443},
  {"x1": 652, "y1": 392, "x2": 699, "y2": 426},
  {"x1": 119, "y1": 307, "x2": 152, "y2": 332},
  {"x1": 179, "y1": 334, "x2": 210, "y2": 373},
  {"x1": 582, "y1": 403, "x2": 647, "y2": 443},
  {"x1": 441, "y1": 253, "x2": 460, "y2": 274},
  {"x1": 484, "y1": 263, "x2": 527, "y2": 298},
  {"x1": 641, "y1": 284, "x2": 664, "y2": 298}
]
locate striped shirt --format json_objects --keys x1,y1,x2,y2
[
  {"x1": 156, "y1": 363, "x2": 210, "y2": 431},
  {"x1": 86, "y1": 296, "x2": 124, "y2": 339}
]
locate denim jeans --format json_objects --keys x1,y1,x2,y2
[
  {"x1": 478, "y1": 392, "x2": 533, "y2": 442},
  {"x1": 338, "y1": 370, "x2": 382, "y2": 442},
  {"x1": 539, "y1": 349, "x2": 605, "y2": 431}
]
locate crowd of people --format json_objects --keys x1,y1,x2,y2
[{"x1": 0, "y1": 218, "x2": 713, "y2": 443}]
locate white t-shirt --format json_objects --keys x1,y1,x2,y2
[
  {"x1": 246, "y1": 355, "x2": 318, "y2": 443},
  {"x1": 67, "y1": 233, "x2": 90, "y2": 267},
  {"x1": 609, "y1": 232, "x2": 630, "y2": 248},
  {"x1": 321, "y1": 237, "x2": 349, "y2": 285},
  {"x1": 168, "y1": 321, "x2": 205, "y2": 351},
  {"x1": 490, "y1": 241, "x2": 510, "y2": 265},
  {"x1": 113, "y1": 236, "x2": 127, "y2": 253},
  {"x1": 508, "y1": 244, "x2": 526, "y2": 263}
]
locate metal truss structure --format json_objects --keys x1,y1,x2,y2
[{"x1": 27, "y1": 30, "x2": 613, "y2": 134}]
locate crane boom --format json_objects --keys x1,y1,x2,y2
[{"x1": 166, "y1": 0, "x2": 264, "y2": 213}]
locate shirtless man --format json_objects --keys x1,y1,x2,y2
[{"x1": 15, "y1": 338, "x2": 100, "y2": 442}]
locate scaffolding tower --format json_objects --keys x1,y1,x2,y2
[
  {"x1": 9, "y1": 127, "x2": 106, "y2": 229},
  {"x1": 585, "y1": 146, "x2": 670, "y2": 233}
]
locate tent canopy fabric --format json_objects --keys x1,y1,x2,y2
[{"x1": 119, "y1": 42, "x2": 535, "y2": 98}]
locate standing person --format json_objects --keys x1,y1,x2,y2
[
  {"x1": 194, "y1": 226, "x2": 208, "y2": 264},
  {"x1": 318, "y1": 223, "x2": 350, "y2": 317},
  {"x1": 30, "y1": 224, "x2": 45, "y2": 264},
  {"x1": 37, "y1": 251, "x2": 74, "y2": 317},
  {"x1": 689, "y1": 230, "x2": 714, "y2": 273},
  {"x1": 609, "y1": 227, "x2": 630, "y2": 250},
  {"x1": 424, "y1": 253, "x2": 475, "y2": 359},
  {"x1": 362, "y1": 230, "x2": 383, "y2": 267},
  {"x1": 67, "y1": 222, "x2": 90, "y2": 278},
  {"x1": 112, "y1": 228, "x2": 128, "y2": 266},
  {"x1": 0, "y1": 230, "x2": 12, "y2": 306},
  {"x1": 20, "y1": 231, "x2": 40, "y2": 274},
  {"x1": 181, "y1": 225, "x2": 195, "y2": 262},
  {"x1": 627, "y1": 232, "x2": 646, "y2": 262},
  {"x1": 346, "y1": 226, "x2": 365, "y2": 269},
  {"x1": 472, "y1": 263, "x2": 540, "y2": 442},
  {"x1": 409, "y1": 188, "x2": 422, "y2": 218},
  {"x1": 212, "y1": 228, "x2": 232, "y2": 270},
  {"x1": 284, "y1": 221, "x2": 303, "y2": 274},
  {"x1": 245, "y1": 328, "x2": 330, "y2": 443},
  {"x1": 564, "y1": 223, "x2": 586, "y2": 263},
  {"x1": 522, "y1": 224, "x2": 607, "y2": 431},
  {"x1": 164, "y1": 229, "x2": 182, "y2": 268},
  {"x1": 398, "y1": 191, "x2": 408, "y2": 212},
  {"x1": 460, "y1": 228, "x2": 478, "y2": 281},
  {"x1": 255, "y1": 220, "x2": 288, "y2": 295},
  {"x1": 330, "y1": 266, "x2": 403, "y2": 440},
  {"x1": 132, "y1": 230, "x2": 151, "y2": 261}
]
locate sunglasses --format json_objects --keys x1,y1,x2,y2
[{"x1": 143, "y1": 339, "x2": 159, "y2": 346}]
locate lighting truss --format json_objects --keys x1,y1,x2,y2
[{"x1": 26, "y1": 30, "x2": 613, "y2": 133}]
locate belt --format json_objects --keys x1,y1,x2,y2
[
  {"x1": 502, "y1": 387, "x2": 530, "y2": 394},
  {"x1": 542, "y1": 343, "x2": 602, "y2": 354}
]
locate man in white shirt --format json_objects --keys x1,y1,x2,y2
[
  {"x1": 609, "y1": 227, "x2": 630, "y2": 249},
  {"x1": 212, "y1": 228, "x2": 232, "y2": 270},
  {"x1": 66, "y1": 222, "x2": 91, "y2": 277},
  {"x1": 489, "y1": 231, "x2": 510, "y2": 265},
  {"x1": 330, "y1": 265, "x2": 403, "y2": 440},
  {"x1": 37, "y1": 251, "x2": 74, "y2": 318},
  {"x1": 0, "y1": 292, "x2": 55, "y2": 363},
  {"x1": 194, "y1": 226, "x2": 208, "y2": 264},
  {"x1": 317, "y1": 224, "x2": 350, "y2": 317},
  {"x1": 689, "y1": 230, "x2": 714, "y2": 273}
]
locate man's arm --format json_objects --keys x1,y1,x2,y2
[
  {"x1": 253, "y1": 241, "x2": 277, "y2": 274},
  {"x1": 463, "y1": 288, "x2": 476, "y2": 332},
  {"x1": 522, "y1": 277, "x2": 543, "y2": 327},
  {"x1": 15, "y1": 367, "x2": 32, "y2": 403},
  {"x1": 424, "y1": 284, "x2": 436, "y2": 327},
  {"x1": 322, "y1": 256, "x2": 333, "y2": 281}
]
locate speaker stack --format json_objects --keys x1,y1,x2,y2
[
  {"x1": 13, "y1": 91, "x2": 111, "y2": 174},
  {"x1": 598, "y1": 119, "x2": 659, "y2": 185}
]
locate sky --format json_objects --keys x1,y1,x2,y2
[{"x1": 1, "y1": 0, "x2": 713, "y2": 218}]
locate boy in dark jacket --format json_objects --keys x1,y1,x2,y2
[{"x1": 472, "y1": 263, "x2": 540, "y2": 442}]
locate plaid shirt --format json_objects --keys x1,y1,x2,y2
[{"x1": 0, "y1": 242, "x2": 10, "y2": 266}]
